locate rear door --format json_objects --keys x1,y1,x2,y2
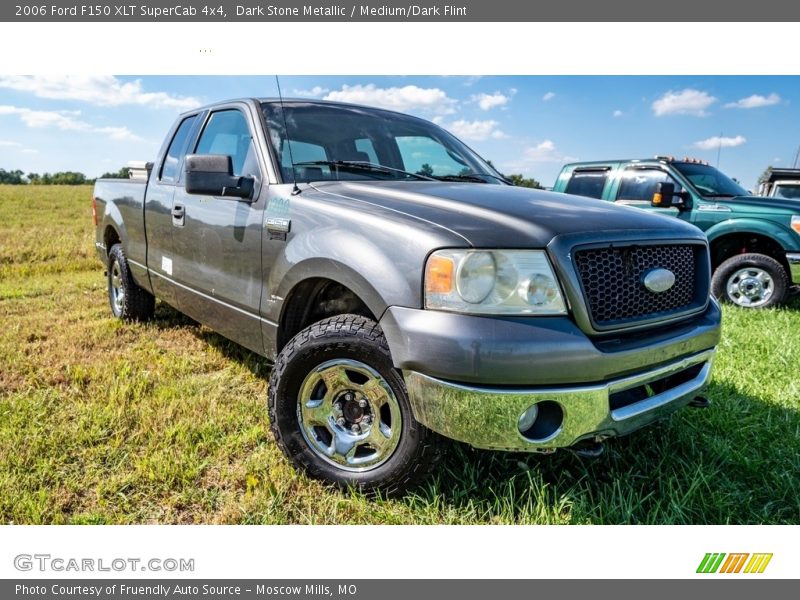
[
  {"x1": 170, "y1": 105, "x2": 267, "y2": 353},
  {"x1": 144, "y1": 113, "x2": 199, "y2": 307}
]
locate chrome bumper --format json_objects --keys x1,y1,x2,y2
[
  {"x1": 404, "y1": 349, "x2": 715, "y2": 451},
  {"x1": 787, "y1": 252, "x2": 800, "y2": 284}
]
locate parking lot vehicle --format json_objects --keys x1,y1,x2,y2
[
  {"x1": 93, "y1": 100, "x2": 721, "y2": 494},
  {"x1": 555, "y1": 157, "x2": 800, "y2": 308},
  {"x1": 758, "y1": 167, "x2": 800, "y2": 200}
]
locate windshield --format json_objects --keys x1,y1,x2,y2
[
  {"x1": 773, "y1": 184, "x2": 800, "y2": 200},
  {"x1": 672, "y1": 162, "x2": 748, "y2": 198},
  {"x1": 262, "y1": 101, "x2": 502, "y2": 184}
]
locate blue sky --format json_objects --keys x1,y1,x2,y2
[{"x1": 1, "y1": 75, "x2": 798, "y2": 189}]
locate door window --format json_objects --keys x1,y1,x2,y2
[
  {"x1": 616, "y1": 168, "x2": 682, "y2": 202},
  {"x1": 194, "y1": 110, "x2": 259, "y2": 177}
]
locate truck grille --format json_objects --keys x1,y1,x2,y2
[{"x1": 573, "y1": 244, "x2": 705, "y2": 328}]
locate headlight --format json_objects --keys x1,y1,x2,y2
[
  {"x1": 424, "y1": 249, "x2": 567, "y2": 315},
  {"x1": 791, "y1": 215, "x2": 800, "y2": 235}
]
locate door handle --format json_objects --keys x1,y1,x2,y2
[{"x1": 171, "y1": 204, "x2": 185, "y2": 227}]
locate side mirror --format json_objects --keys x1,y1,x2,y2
[
  {"x1": 184, "y1": 154, "x2": 254, "y2": 199},
  {"x1": 651, "y1": 182, "x2": 676, "y2": 208}
]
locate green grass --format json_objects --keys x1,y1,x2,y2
[{"x1": 1, "y1": 184, "x2": 799, "y2": 524}]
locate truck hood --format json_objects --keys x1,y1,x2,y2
[{"x1": 310, "y1": 181, "x2": 704, "y2": 247}]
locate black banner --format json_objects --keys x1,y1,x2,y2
[
  {"x1": 5, "y1": 0, "x2": 800, "y2": 21},
  {"x1": 5, "y1": 580, "x2": 800, "y2": 600}
]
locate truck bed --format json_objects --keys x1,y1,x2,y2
[{"x1": 93, "y1": 178, "x2": 149, "y2": 290}]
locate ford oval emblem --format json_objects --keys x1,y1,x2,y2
[{"x1": 642, "y1": 268, "x2": 676, "y2": 293}]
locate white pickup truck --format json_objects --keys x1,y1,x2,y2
[{"x1": 759, "y1": 168, "x2": 800, "y2": 200}]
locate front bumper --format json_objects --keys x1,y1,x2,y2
[
  {"x1": 380, "y1": 300, "x2": 721, "y2": 386},
  {"x1": 404, "y1": 349, "x2": 714, "y2": 451},
  {"x1": 787, "y1": 252, "x2": 800, "y2": 284}
]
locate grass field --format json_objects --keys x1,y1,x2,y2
[{"x1": 1, "y1": 184, "x2": 799, "y2": 524}]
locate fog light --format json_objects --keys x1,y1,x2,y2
[
  {"x1": 518, "y1": 404, "x2": 539, "y2": 433},
  {"x1": 518, "y1": 400, "x2": 564, "y2": 442}
]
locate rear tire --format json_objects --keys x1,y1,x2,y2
[
  {"x1": 268, "y1": 314, "x2": 442, "y2": 496},
  {"x1": 711, "y1": 253, "x2": 788, "y2": 308},
  {"x1": 107, "y1": 243, "x2": 155, "y2": 321}
]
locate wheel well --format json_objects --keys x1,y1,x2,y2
[
  {"x1": 103, "y1": 226, "x2": 121, "y2": 255},
  {"x1": 277, "y1": 278, "x2": 377, "y2": 351},
  {"x1": 710, "y1": 233, "x2": 789, "y2": 273}
]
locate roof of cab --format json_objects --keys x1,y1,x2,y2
[
  {"x1": 179, "y1": 97, "x2": 431, "y2": 121},
  {"x1": 563, "y1": 157, "x2": 710, "y2": 170}
]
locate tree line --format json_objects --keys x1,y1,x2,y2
[
  {"x1": 0, "y1": 167, "x2": 130, "y2": 185},
  {"x1": 3, "y1": 163, "x2": 545, "y2": 188}
]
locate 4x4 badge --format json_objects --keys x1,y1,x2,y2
[{"x1": 642, "y1": 268, "x2": 676, "y2": 293}]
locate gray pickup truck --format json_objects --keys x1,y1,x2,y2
[{"x1": 93, "y1": 98, "x2": 721, "y2": 494}]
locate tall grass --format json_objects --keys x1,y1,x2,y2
[{"x1": 1, "y1": 185, "x2": 798, "y2": 524}]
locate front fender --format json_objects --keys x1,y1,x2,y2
[
  {"x1": 266, "y1": 226, "x2": 423, "y2": 325},
  {"x1": 704, "y1": 218, "x2": 799, "y2": 251}
]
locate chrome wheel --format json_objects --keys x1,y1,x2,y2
[
  {"x1": 297, "y1": 358, "x2": 402, "y2": 472},
  {"x1": 725, "y1": 267, "x2": 774, "y2": 307},
  {"x1": 110, "y1": 260, "x2": 125, "y2": 314}
]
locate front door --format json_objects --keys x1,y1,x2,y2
[{"x1": 170, "y1": 107, "x2": 266, "y2": 353}]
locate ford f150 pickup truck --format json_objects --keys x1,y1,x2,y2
[
  {"x1": 554, "y1": 157, "x2": 800, "y2": 308},
  {"x1": 93, "y1": 99, "x2": 721, "y2": 494}
]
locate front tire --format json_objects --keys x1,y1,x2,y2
[
  {"x1": 268, "y1": 314, "x2": 442, "y2": 496},
  {"x1": 711, "y1": 252, "x2": 788, "y2": 308},
  {"x1": 107, "y1": 243, "x2": 155, "y2": 321}
]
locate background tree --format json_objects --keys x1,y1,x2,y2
[
  {"x1": 504, "y1": 173, "x2": 543, "y2": 189},
  {"x1": 0, "y1": 169, "x2": 26, "y2": 184},
  {"x1": 100, "y1": 167, "x2": 131, "y2": 179},
  {"x1": 19, "y1": 171, "x2": 91, "y2": 185},
  {"x1": 417, "y1": 163, "x2": 434, "y2": 177},
  {"x1": 758, "y1": 165, "x2": 774, "y2": 184}
]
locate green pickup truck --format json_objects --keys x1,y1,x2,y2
[{"x1": 554, "y1": 157, "x2": 800, "y2": 308}]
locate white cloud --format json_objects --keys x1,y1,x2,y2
[
  {"x1": 652, "y1": 89, "x2": 716, "y2": 117},
  {"x1": 0, "y1": 75, "x2": 199, "y2": 110},
  {"x1": 724, "y1": 93, "x2": 781, "y2": 109},
  {"x1": 0, "y1": 105, "x2": 142, "y2": 141},
  {"x1": 472, "y1": 92, "x2": 510, "y2": 111},
  {"x1": 521, "y1": 140, "x2": 565, "y2": 161},
  {"x1": 291, "y1": 86, "x2": 329, "y2": 98},
  {"x1": 462, "y1": 76, "x2": 483, "y2": 87},
  {"x1": 693, "y1": 135, "x2": 747, "y2": 150},
  {"x1": 542, "y1": 92, "x2": 556, "y2": 101},
  {"x1": 442, "y1": 119, "x2": 507, "y2": 141},
  {"x1": 324, "y1": 84, "x2": 457, "y2": 114},
  {"x1": 613, "y1": 110, "x2": 624, "y2": 118},
  {"x1": 20, "y1": 148, "x2": 38, "y2": 154},
  {"x1": 0, "y1": 140, "x2": 21, "y2": 147},
  {"x1": 503, "y1": 140, "x2": 574, "y2": 173},
  {"x1": 93, "y1": 126, "x2": 142, "y2": 142}
]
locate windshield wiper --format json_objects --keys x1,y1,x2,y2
[
  {"x1": 294, "y1": 160, "x2": 436, "y2": 181},
  {"x1": 432, "y1": 173, "x2": 509, "y2": 184},
  {"x1": 702, "y1": 193, "x2": 737, "y2": 198}
]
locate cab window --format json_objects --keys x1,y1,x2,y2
[
  {"x1": 565, "y1": 169, "x2": 608, "y2": 199},
  {"x1": 160, "y1": 115, "x2": 197, "y2": 182}
]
